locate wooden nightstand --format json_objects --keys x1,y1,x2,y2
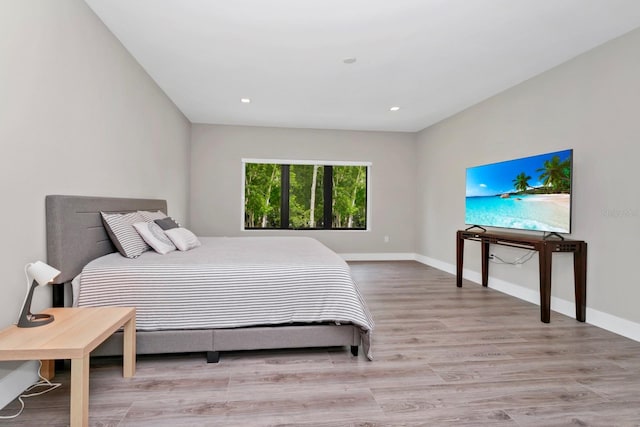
[{"x1": 0, "y1": 307, "x2": 136, "y2": 427}]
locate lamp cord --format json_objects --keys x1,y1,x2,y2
[{"x1": 0, "y1": 361, "x2": 62, "y2": 419}]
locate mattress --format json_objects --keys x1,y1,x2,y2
[{"x1": 78, "y1": 236, "x2": 374, "y2": 358}]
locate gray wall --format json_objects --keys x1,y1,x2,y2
[
  {"x1": 190, "y1": 124, "x2": 417, "y2": 254},
  {"x1": 0, "y1": 0, "x2": 191, "y2": 328},
  {"x1": 416, "y1": 28, "x2": 640, "y2": 324}
]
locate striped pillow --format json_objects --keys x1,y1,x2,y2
[
  {"x1": 101, "y1": 211, "x2": 151, "y2": 258},
  {"x1": 139, "y1": 210, "x2": 182, "y2": 229},
  {"x1": 138, "y1": 210, "x2": 167, "y2": 221}
]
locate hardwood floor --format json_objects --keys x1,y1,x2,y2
[{"x1": 2, "y1": 261, "x2": 640, "y2": 426}]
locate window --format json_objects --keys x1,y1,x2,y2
[{"x1": 243, "y1": 160, "x2": 369, "y2": 230}]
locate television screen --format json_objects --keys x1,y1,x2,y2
[{"x1": 465, "y1": 149, "x2": 572, "y2": 233}]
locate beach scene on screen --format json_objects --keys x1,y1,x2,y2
[{"x1": 465, "y1": 149, "x2": 572, "y2": 233}]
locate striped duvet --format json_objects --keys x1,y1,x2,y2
[{"x1": 78, "y1": 236, "x2": 374, "y2": 358}]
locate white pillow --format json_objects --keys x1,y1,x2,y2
[
  {"x1": 164, "y1": 227, "x2": 201, "y2": 251},
  {"x1": 133, "y1": 222, "x2": 176, "y2": 255}
]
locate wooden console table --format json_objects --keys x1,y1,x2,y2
[
  {"x1": 456, "y1": 230, "x2": 587, "y2": 323},
  {"x1": 0, "y1": 307, "x2": 135, "y2": 427}
]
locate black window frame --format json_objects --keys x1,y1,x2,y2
[{"x1": 243, "y1": 161, "x2": 369, "y2": 231}]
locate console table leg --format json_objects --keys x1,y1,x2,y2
[
  {"x1": 456, "y1": 234, "x2": 464, "y2": 287},
  {"x1": 481, "y1": 240, "x2": 490, "y2": 287},
  {"x1": 574, "y1": 243, "x2": 587, "y2": 322},
  {"x1": 539, "y1": 247, "x2": 553, "y2": 323}
]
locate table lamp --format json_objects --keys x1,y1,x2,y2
[{"x1": 17, "y1": 261, "x2": 61, "y2": 328}]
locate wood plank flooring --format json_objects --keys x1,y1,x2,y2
[{"x1": 2, "y1": 261, "x2": 640, "y2": 426}]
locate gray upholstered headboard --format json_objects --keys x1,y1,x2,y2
[{"x1": 45, "y1": 195, "x2": 167, "y2": 284}]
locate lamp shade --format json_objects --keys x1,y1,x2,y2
[
  {"x1": 17, "y1": 261, "x2": 61, "y2": 328},
  {"x1": 26, "y1": 261, "x2": 61, "y2": 286}
]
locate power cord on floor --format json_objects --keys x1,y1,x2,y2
[{"x1": 0, "y1": 361, "x2": 61, "y2": 420}]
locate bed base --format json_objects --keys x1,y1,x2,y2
[
  {"x1": 207, "y1": 345, "x2": 358, "y2": 364},
  {"x1": 90, "y1": 324, "x2": 361, "y2": 362}
]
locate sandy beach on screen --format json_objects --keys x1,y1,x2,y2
[{"x1": 521, "y1": 193, "x2": 570, "y2": 208}]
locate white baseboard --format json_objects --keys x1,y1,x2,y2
[
  {"x1": 413, "y1": 254, "x2": 640, "y2": 343},
  {"x1": 414, "y1": 254, "x2": 455, "y2": 274},
  {"x1": 586, "y1": 307, "x2": 640, "y2": 342},
  {"x1": 339, "y1": 252, "x2": 416, "y2": 261},
  {"x1": 0, "y1": 360, "x2": 39, "y2": 410}
]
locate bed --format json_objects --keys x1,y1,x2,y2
[{"x1": 45, "y1": 195, "x2": 373, "y2": 362}]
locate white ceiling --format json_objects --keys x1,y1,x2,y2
[{"x1": 85, "y1": 0, "x2": 640, "y2": 132}]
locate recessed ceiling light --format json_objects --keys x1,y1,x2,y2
[
  {"x1": 389, "y1": 106, "x2": 400, "y2": 112},
  {"x1": 343, "y1": 57, "x2": 357, "y2": 64},
  {"x1": 241, "y1": 98, "x2": 251, "y2": 104}
]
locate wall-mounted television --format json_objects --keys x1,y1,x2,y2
[{"x1": 465, "y1": 149, "x2": 573, "y2": 234}]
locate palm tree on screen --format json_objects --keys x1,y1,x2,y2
[
  {"x1": 512, "y1": 172, "x2": 531, "y2": 193},
  {"x1": 537, "y1": 156, "x2": 571, "y2": 192}
]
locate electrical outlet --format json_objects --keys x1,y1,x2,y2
[{"x1": 384, "y1": 235, "x2": 390, "y2": 243}]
